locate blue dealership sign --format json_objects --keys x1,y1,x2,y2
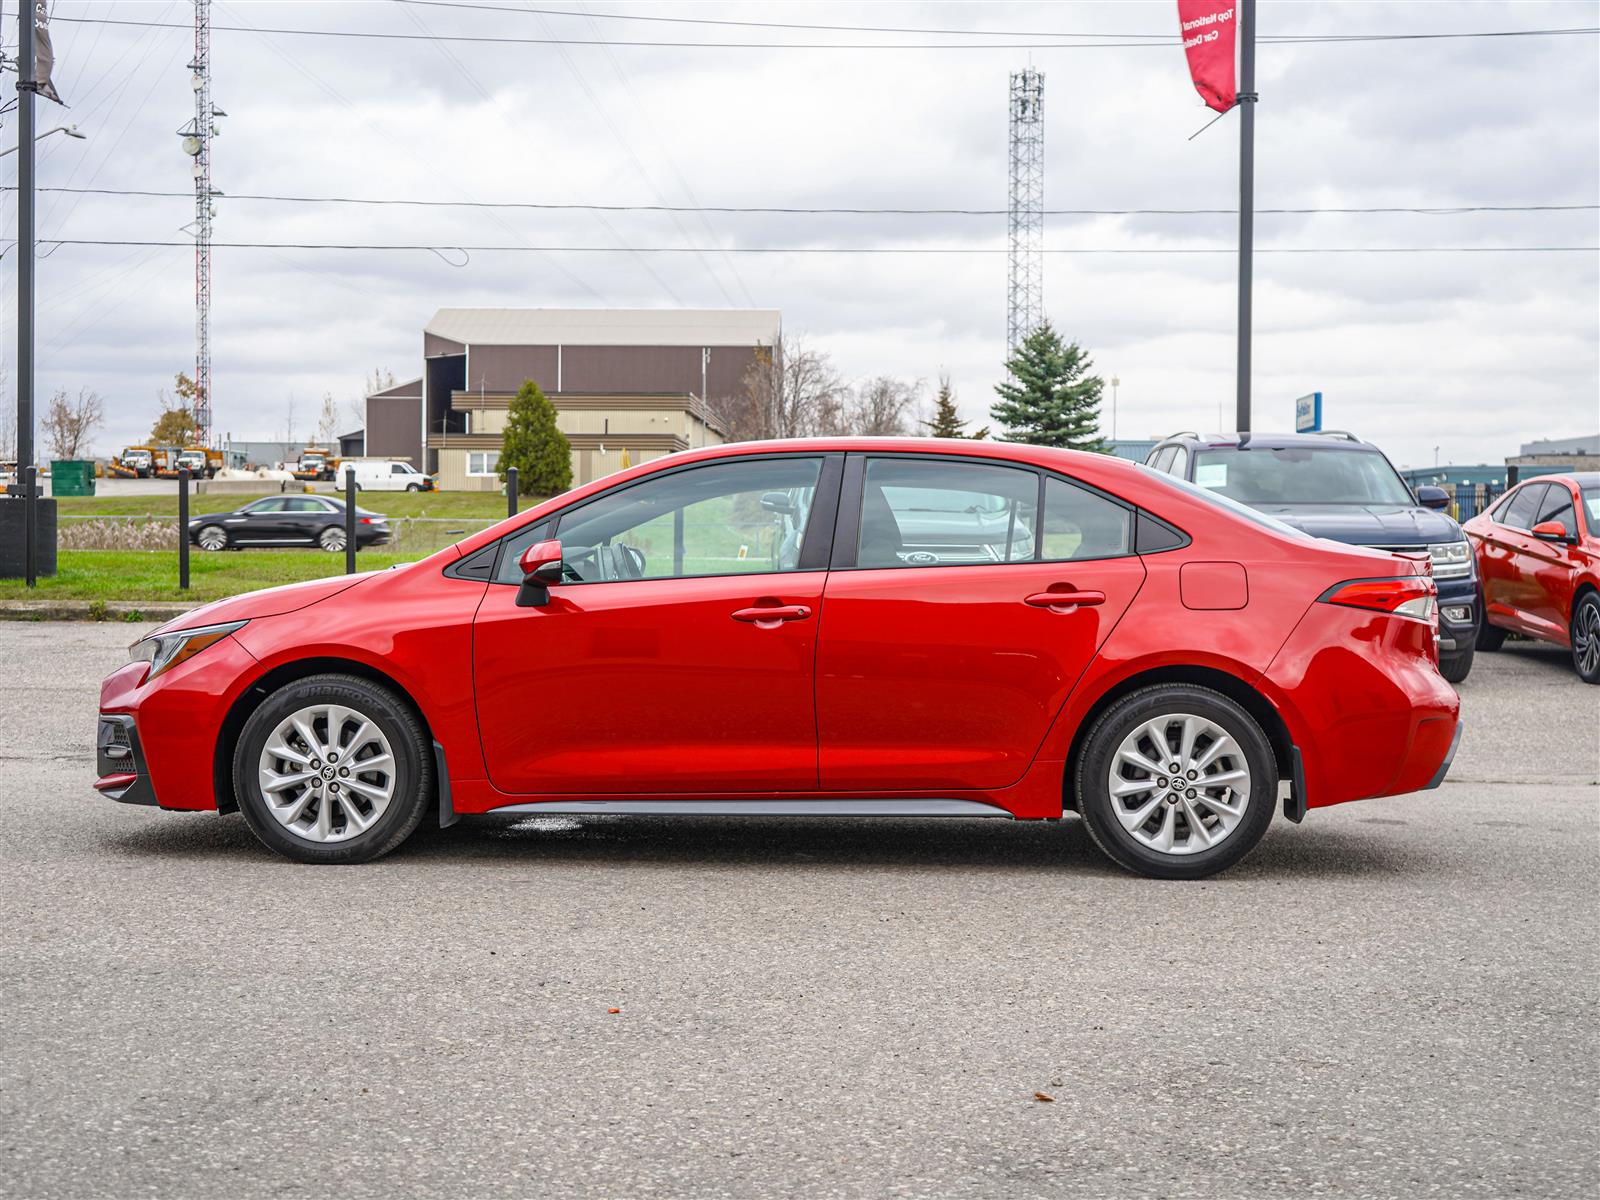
[{"x1": 1294, "y1": 392, "x2": 1323, "y2": 433}]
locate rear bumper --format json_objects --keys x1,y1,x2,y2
[
  {"x1": 1422, "y1": 720, "x2": 1464, "y2": 791},
  {"x1": 1264, "y1": 602, "x2": 1461, "y2": 809}
]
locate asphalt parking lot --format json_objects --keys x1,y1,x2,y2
[{"x1": 2, "y1": 624, "x2": 1596, "y2": 1198}]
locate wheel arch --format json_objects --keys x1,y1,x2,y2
[
  {"x1": 212, "y1": 656, "x2": 434, "y2": 814},
  {"x1": 1061, "y1": 665, "x2": 1294, "y2": 812}
]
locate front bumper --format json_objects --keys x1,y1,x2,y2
[
  {"x1": 1434, "y1": 575, "x2": 1479, "y2": 656},
  {"x1": 94, "y1": 714, "x2": 158, "y2": 806}
]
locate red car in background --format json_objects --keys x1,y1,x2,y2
[
  {"x1": 95, "y1": 439, "x2": 1461, "y2": 879},
  {"x1": 1463, "y1": 472, "x2": 1600, "y2": 684}
]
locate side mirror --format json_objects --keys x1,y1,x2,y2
[
  {"x1": 1415, "y1": 485, "x2": 1451, "y2": 511},
  {"x1": 760, "y1": 491, "x2": 796, "y2": 515},
  {"x1": 516, "y1": 539, "x2": 564, "y2": 607},
  {"x1": 1531, "y1": 520, "x2": 1575, "y2": 544}
]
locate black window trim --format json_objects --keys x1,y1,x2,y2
[
  {"x1": 829, "y1": 450, "x2": 1145, "y2": 572},
  {"x1": 447, "y1": 451, "x2": 846, "y2": 585},
  {"x1": 1499, "y1": 482, "x2": 1550, "y2": 532}
]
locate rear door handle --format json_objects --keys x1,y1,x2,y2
[
  {"x1": 1024, "y1": 590, "x2": 1105, "y2": 610},
  {"x1": 732, "y1": 604, "x2": 812, "y2": 624}
]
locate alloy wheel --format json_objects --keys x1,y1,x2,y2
[
  {"x1": 320, "y1": 528, "x2": 346, "y2": 553},
  {"x1": 1575, "y1": 598, "x2": 1600, "y2": 679},
  {"x1": 1107, "y1": 713, "x2": 1252, "y2": 856},
  {"x1": 256, "y1": 703, "x2": 396, "y2": 843},
  {"x1": 196, "y1": 526, "x2": 228, "y2": 551}
]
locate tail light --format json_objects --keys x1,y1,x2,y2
[
  {"x1": 360, "y1": 517, "x2": 380, "y2": 525},
  {"x1": 1320, "y1": 575, "x2": 1437, "y2": 622}
]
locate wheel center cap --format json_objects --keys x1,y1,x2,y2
[{"x1": 323, "y1": 767, "x2": 337, "y2": 780}]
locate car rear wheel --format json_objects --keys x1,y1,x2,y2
[
  {"x1": 1476, "y1": 621, "x2": 1507, "y2": 651},
  {"x1": 195, "y1": 524, "x2": 229, "y2": 552},
  {"x1": 1572, "y1": 592, "x2": 1600, "y2": 685},
  {"x1": 1075, "y1": 685, "x2": 1277, "y2": 880},
  {"x1": 232, "y1": 673, "x2": 432, "y2": 863},
  {"x1": 318, "y1": 526, "x2": 347, "y2": 553}
]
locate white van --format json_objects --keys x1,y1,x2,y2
[{"x1": 336, "y1": 459, "x2": 434, "y2": 492}]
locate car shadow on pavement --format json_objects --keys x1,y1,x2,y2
[
  {"x1": 97, "y1": 807, "x2": 1420, "y2": 881},
  {"x1": 93, "y1": 809, "x2": 1420, "y2": 883}
]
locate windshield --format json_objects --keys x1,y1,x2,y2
[
  {"x1": 1138, "y1": 465, "x2": 1310, "y2": 539},
  {"x1": 1192, "y1": 447, "x2": 1415, "y2": 507}
]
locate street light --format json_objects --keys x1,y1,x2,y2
[
  {"x1": 1110, "y1": 375, "x2": 1120, "y2": 441},
  {"x1": 0, "y1": 123, "x2": 86, "y2": 157}
]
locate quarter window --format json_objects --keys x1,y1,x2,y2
[
  {"x1": 554, "y1": 457, "x2": 824, "y2": 582},
  {"x1": 858, "y1": 458, "x2": 1037, "y2": 568}
]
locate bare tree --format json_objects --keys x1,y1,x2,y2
[
  {"x1": 366, "y1": 366, "x2": 397, "y2": 395},
  {"x1": 316, "y1": 391, "x2": 340, "y2": 444},
  {"x1": 845, "y1": 375, "x2": 921, "y2": 436},
  {"x1": 281, "y1": 393, "x2": 299, "y2": 449},
  {"x1": 719, "y1": 334, "x2": 847, "y2": 441},
  {"x1": 42, "y1": 387, "x2": 105, "y2": 459}
]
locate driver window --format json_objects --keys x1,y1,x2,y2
[{"x1": 551, "y1": 458, "x2": 825, "y2": 583}]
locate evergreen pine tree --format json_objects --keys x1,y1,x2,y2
[
  {"x1": 990, "y1": 323, "x2": 1107, "y2": 451},
  {"x1": 498, "y1": 379, "x2": 572, "y2": 496},
  {"x1": 922, "y1": 372, "x2": 988, "y2": 439}
]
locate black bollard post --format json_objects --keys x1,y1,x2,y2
[
  {"x1": 345, "y1": 469, "x2": 357, "y2": 575},
  {"x1": 23, "y1": 465, "x2": 36, "y2": 588},
  {"x1": 507, "y1": 466, "x2": 518, "y2": 518},
  {"x1": 178, "y1": 467, "x2": 190, "y2": 590}
]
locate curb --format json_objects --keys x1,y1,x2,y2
[{"x1": 0, "y1": 600, "x2": 195, "y2": 623}]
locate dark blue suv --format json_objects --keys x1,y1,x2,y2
[{"x1": 1144, "y1": 431, "x2": 1478, "y2": 682}]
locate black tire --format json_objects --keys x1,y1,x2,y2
[
  {"x1": 1571, "y1": 591, "x2": 1600, "y2": 685},
  {"x1": 1476, "y1": 621, "x2": 1507, "y2": 652},
  {"x1": 405, "y1": 483, "x2": 421, "y2": 492},
  {"x1": 1439, "y1": 644, "x2": 1474, "y2": 684},
  {"x1": 232, "y1": 673, "x2": 432, "y2": 864},
  {"x1": 318, "y1": 526, "x2": 346, "y2": 553},
  {"x1": 1075, "y1": 684, "x2": 1278, "y2": 880}
]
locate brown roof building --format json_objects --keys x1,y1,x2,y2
[{"x1": 365, "y1": 308, "x2": 780, "y2": 490}]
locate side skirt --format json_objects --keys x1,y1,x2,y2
[{"x1": 487, "y1": 799, "x2": 1016, "y2": 819}]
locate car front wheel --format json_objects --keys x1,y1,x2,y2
[
  {"x1": 232, "y1": 673, "x2": 432, "y2": 863},
  {"x1": 1439, "y1": 644, "x2": 1474, "y2": 684},
  {"x1": 1476, "y1": 621, "x2": 1507, "y2": 651},
  {"x1": 1075, "y1": 684, "x2": 1278, "y2": 880},
  {"x1": 1572, "y1": 592, "x2": 1600, "y2": 684}
]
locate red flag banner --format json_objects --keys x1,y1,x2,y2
[{"x1": 1177, "y1": 0, "x2": 1237, "y2": 112}]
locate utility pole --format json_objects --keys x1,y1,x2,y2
[
  {"x1": 1006, "y1": 67, "x2": 1045, "y2": 353},
  {"x1": 180, "y1": 0, "x2": 223, "y2": 447},
  {"x1": 1235, "y1": 0, "x2": 1257, "y2": 433},
  {"x1": 16, "y1": 0, "x2": 36, "y2": 484}
]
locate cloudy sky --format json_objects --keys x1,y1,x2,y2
[{"x1": 2, "y1": 0, "x2": 1596, "y2": 469}]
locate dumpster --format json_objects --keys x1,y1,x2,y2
[{"x1": 50, "y1": 459, "x2": 96, "y2": 496}]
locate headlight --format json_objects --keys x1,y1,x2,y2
[
  {"x1": 1427, "y1": 540, "x2": 1472, "y2": 579},
  {"x1": 129, "y1": 620, "x2": 247, "y2": 681}
]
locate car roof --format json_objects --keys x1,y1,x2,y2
[{"x1": 1155, "y1": 431, "x2": 1381, "y2": 452}]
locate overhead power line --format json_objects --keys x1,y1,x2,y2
[
  {"x1": 7, "y1": 186, "x2": 1594, "y2": 218},
  {"x1": 11, "y1": 238, "x2": 1596, "y2": 255},
  {"x1": 50, "y1": 14, "x2": 1600, "y2": 50}
]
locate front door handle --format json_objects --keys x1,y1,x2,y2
[
  {"x1": 1024, "y1": 590, "x2": 1105, "y2": 610},
  {"x1": 732, "y1": 604, "x2": 812, "y2": 625}
]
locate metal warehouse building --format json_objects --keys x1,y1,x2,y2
[{"x1": 365, "y1": 308, "x2": 780, "y2": 490}]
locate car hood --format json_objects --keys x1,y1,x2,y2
[
  {"x1": 1249, "y1": 504, "x2": 1461, "y2": 546},
  {"x1": 158, "y1": 570, "x2": 388, "y2": 634}
]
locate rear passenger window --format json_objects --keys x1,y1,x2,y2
[
  {"x1": 1149, "y1": 446, "x2": 1177, "y2": 473},
  {"x1": 859, "y1": 458, "x2": 1037, "y2": 567},
  {"x1": 1041, "y1": 477, "x2": 1133, "y2": 560},
  {"x1": 1168, "y1": 447, "x2": 1189, "y2": 479}
]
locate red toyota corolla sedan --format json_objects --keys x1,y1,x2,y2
[
  {"x1": 1462, "y1": 471, "x2": 1600, "y2": 684},
  {"x1": 95, "y1": 439, "x2": 1461, "y2": 879}
]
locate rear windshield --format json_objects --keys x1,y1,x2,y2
[
  {"x1": 1192, "y1": 446, "x2": 1415, "y2": 506},
  {"x1": 1138, "y1": 465, "x2": 1310, "y2": 539}
]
